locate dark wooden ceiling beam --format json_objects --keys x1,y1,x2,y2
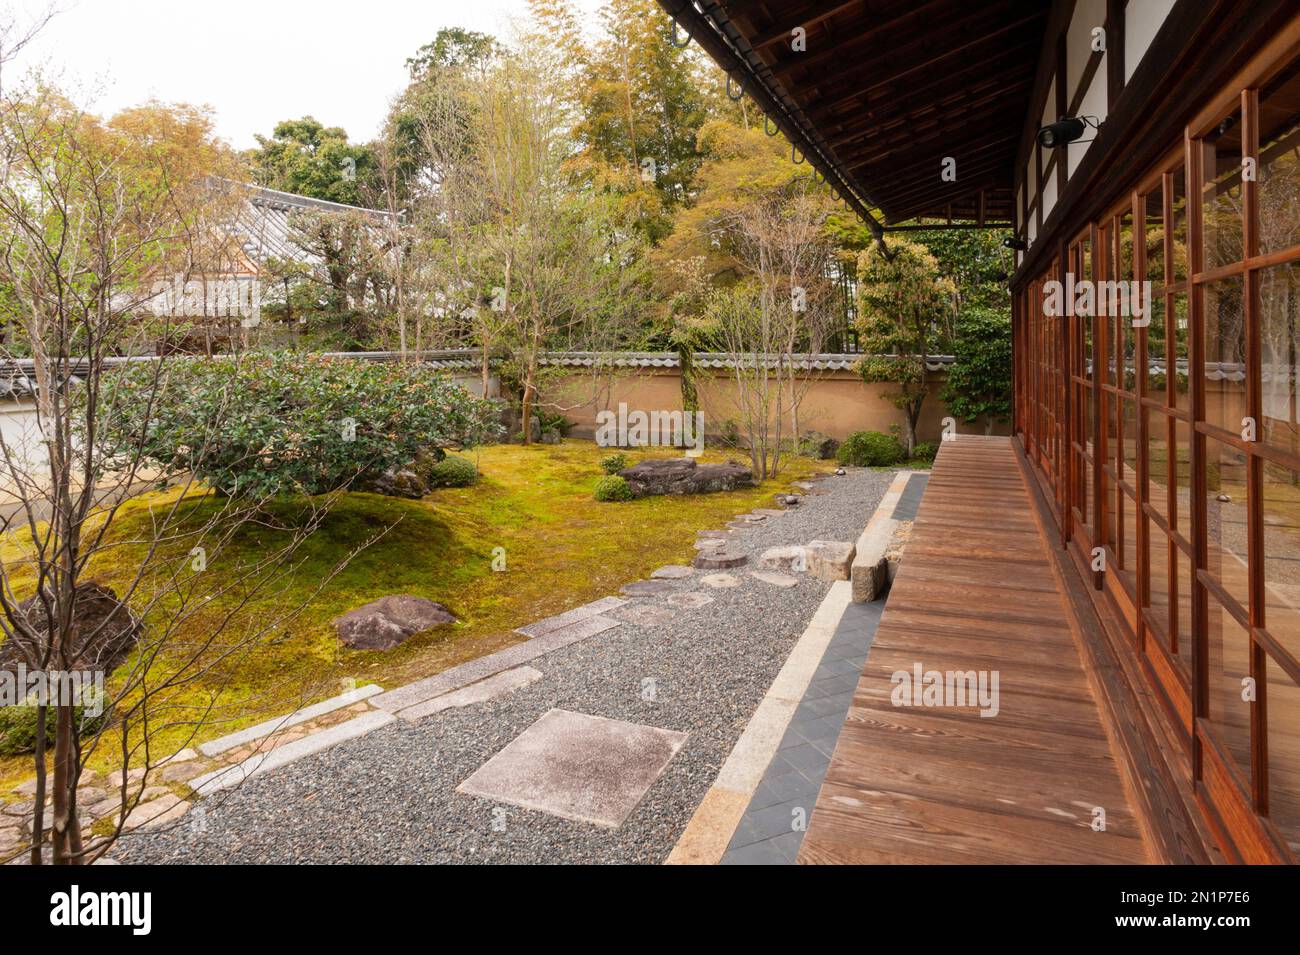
[{"x1": 747, "y1": 0, "x2": 865, "y2": 52}]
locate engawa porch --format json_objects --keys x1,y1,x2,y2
[{"x1": 797, "y1": 436, "x2": 1218, "y2": 865}]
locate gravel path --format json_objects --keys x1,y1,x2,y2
[{"x1": 119, "y1": 466, "x2": 896, "y2": 864}]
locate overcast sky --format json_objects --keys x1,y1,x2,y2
[{"x1": 6, "y1": 0, "x2": 604, "y2": 148}]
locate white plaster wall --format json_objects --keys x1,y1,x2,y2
[{"x1": 1125, "y1": 0, "x2": 1179, "y2": 81}]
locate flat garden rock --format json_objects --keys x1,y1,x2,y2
[
  {"x1": 666, "y1": 592, "x2": 714, "y2": 609},
  {"x1": 620, "y1": 579, "x2": 676, "y2": 597},
  {"x1": 696, "y1": 529, "x2": 732, "y2": 539},
  {"x1": 650, "y1": 565, "x2": 694, "y2": 580},
  {"x1": 806, "y1": 540, "x2": 856, "y2": 581},
  {"x1": 692, "y1": 545, "x2": 748, "y2": 570},
  {"x1": 693, "y1": 538, "x2": 725, "y2": 550},
  {"x1": 751, "y1": 571, "x2": 799, "y2": 588},
  {"x1": 334, "y1": 595, "x2": 455, "y2": 650},
  {"x1": 618, "y1": 458, "x2": 754, "y2": 497},
  {"x1": 760, "y1": 545, "x2": 807, "y2": 573},
  {"x1": 611, "y1": 603, "x2": 677, "y2": 627},
  {"x1": 699, "y1": 573, "x2": 740, "y2": 588}
]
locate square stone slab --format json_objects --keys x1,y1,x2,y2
[{"x1": 457, "y1": 709, "x2": 687, "y2": 828}]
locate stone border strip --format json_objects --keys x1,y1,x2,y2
[
  {"x1": 850, "y1": 470, "x2": 914, "y2": 602},
  {"x1": 665, "y1": 579, "x2": 853, "y2": 865},
  {"x1": 197, "y1": 684, "x2": 384, "y2": 757},
  {"x1": 188, "y1": 710, "x2": 397, "y2": 796},
  {"x1": 396, "y1": 666, "x2": 543, "y2": 721},
  {"x1": 372, "y1": 611, "x2": 621, "y2": 713},
  {"x1": 514, "y1": 596, "x2": 628, "y2": 638}
]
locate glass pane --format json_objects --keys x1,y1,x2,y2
[
  {"x1": 1201, "y1": 109, "x2": 1244, "y2": 270},
  {"x1": 1263, "y1": 457, "x2": 1300, "y2": 665},
  {"x1": 1147, "y1": 296, "x2": 1167, "y2": 400},
  {"x1": 1171, "y1": 292, "x2": 1191, "y2": 409},
  {"x1": 1259, "y1": 59, "x2": 1300, "y2": 257},
  {"x1": 1121, "y1": 397, "x2": 1139, "y2": 482},
  {"x1": 1170, "y1": 545, "x2": 1192, "y2": 660},
  {"x1": 1204, "y1": 277, "x2": 1247, "y2": 435},
  {"x1": 1206, "y1": 594, "x2": 1253, "y2": 776},
  {"x1": 1149, "y1": 531, "x2": 1172, "y2": 643},
  {"x1": 1121, "y1": 487, "x2": 1139, "y2": 582},
  {"x1": 1171, "y1": 165, "x2": 1189, "y2": 282},
  {"x1": 1118, "y1": 213, "x2": 1134, "y2": 282},
  {"x1": 1173, "y1": 421, "x2": 1194, "y2": 534},
  {"x1": 1261, "y1": 262, "x2": 1300, "y2": 456},
  {"x1": 1148, "y1": 413, "x2": 1170, "y2": 520},
  {"x1": 1145, "y1": 187, "x2": 1165, "y2": 287},
  {"x1": 1205, "y1": 435, "x2": 1251, "y2": 612},
  {"x1": 1265, "y1": 654, "x2": 1300, "y2": 856}
]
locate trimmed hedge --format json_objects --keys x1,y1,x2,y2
[
  {"x1": 837, "y1": 430, "x2": 904, "y2": 468},
  {"x1": 427, "y1": 455, "x2": 478, "y2": 488},
  {"x1": 594, "y1": 475, "x2": 633, "y2": 502},
  {"x1": 600, "y1": 454, "x2": 629, "y2": 475}
]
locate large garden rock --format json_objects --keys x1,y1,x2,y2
[
  {"x1": 797, "y1": 431, "x2": 840, "y2": 460},
  {"x1": 618, "y1": 458, "x2": 753, "y2": 497},
  {"x1": 0, "y1": 583, "x2": 142, "y2": 674},
  {"x1": 363, "y1": 468, "x2": 427, "y2": 499},
  {"x1": 334, "y1": 595, "x2": 456, "y2": 650}
]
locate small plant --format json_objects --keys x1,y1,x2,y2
[
  {"x1": 601, "y1": 453, "x2": 629, "y2": 475},
  {"x1": 427, "y1": 455, "x2": 478, "y2": 488},
  {"x1": 837, "y1": 430, "x2": 904, "y2": 468},
  {"x1": 910, "y1": 441, "x2": 939, "y2": 464},
  {"x1": 594, "y1": 475, "x2": 633, "y2": 502}
]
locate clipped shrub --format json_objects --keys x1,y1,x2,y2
[
  {"x1": 837, "y1": 430, "x2": 904, "y2": 468},
  {"x1": 910, "y1": 441, "x2": 939, "y2": 464},
  {"x1": 93, "y1": 354, "x2": 502, "y2": 498},
  {"x1": 601, "y1": 453, "x2": 629, "y2": 475},
  {"x1": 594, "y1": 475, "x2": 633, "y2": 502},
  {"x1": 536, "y1": 410, "x2": 573, "y2": 436},
  {"x1": 427, "y1": 455, "x2": 477, "y2": 488},
  {"x1": 0, "y1": 704, "x2": 105, "y2": 758}
]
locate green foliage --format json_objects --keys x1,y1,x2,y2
[
  {"x1": 536, "y1": 410, "x2": 573, "y2": 436},
  {"x1": 0, "y1": 705, "x2": 103, "y2": 758},
  {"x1": 601, "y1": 453, "x2": 629, "y2": 475},
  {"x1": 406, "y1": 28, "x2": 500, "y2": 76},
  {"x1": 593, "y1": 474, "x2": 633, "y2": 502},
  {"x1": 96, "y1": 355, "x2": 501, "y2": 499},
  {"x1": 941, "y1": 305, "x2": 1014, "y2": 426},
  {"x1": 837, "y1": 431, "x2": 904, "y2": 468},
  {"x1": 427, "y1": 455, "x2": 478, "y2": 488}
]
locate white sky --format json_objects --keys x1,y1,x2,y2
[{"x1": 6, "y1": 0, "x2": 604, "y2": 148}]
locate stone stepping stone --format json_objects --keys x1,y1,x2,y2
[
  {"x1": 752, "y1": 508, "x2": 786, "y2": 517},
  {"x1": 666, "y1": 591, "x2": 714, "y2": 609},
  {"x1": 651, "y1": 565, "x2": 694, "y2": 579},
  {"x1": 700, "y1": 573, "x2": 740, "y2": 588},
  {"x1": 693, "y1": 545, "x2": 748, "y2": 570},
  {"x1": 696, "y1": 529, "x2": 732, "y2": 539},
  {"x1": 805, "y1": 540, "x2": 856, "y2": 581},
  {"x1": 397, "y1": 666, "x2": 542, "y2": 721},
  {"x1": 515, "y1": 596, "x2": 628, "y2": 639},
  {"x1": 751, "y1": 571, "x2": 799, "y2": 588},
  {"x1": 612, "y1": 603, "x2": 677, "y2": 627},
  {"x1": 735, "y1": 513, "x2": 767, "y2": 522},
  {"x1": 457, "y1": 709, "x2": 687, "y2": 828},
  {"x1": 726, "y1": 521, "x2": 754, "y2": 531},
  {"x1": 693, "y1": 538, "x2": 725, "y2": 550},
  {"x1": 760, "y1": 545, "x2": 807, "y2": 573},
  {"x1": 621, "y1": 579, "x2": 677, "y2": 597}
]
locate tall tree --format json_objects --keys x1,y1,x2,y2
[{"x1": 855, "y1": 239, "x2": 956, "y2": 456}]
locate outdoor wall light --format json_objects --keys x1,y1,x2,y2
[
  {"x1": 1037, "y1": 116, "x2": 1088, "y2": 148},
  {"x1": 1003, "y1": 237, "x2": 1028, "y2": 251}
]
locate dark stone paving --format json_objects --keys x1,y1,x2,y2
[
  {"x1": 892, "y1": 471, "x2": 930, "y2": 521},
  {"x1": 720, "y1": 596, "x2": 885, "y2": 865}
]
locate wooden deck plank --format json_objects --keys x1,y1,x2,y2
[{"x1": 798, "y1": 436, "x2": 1152, "y2": 864}]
